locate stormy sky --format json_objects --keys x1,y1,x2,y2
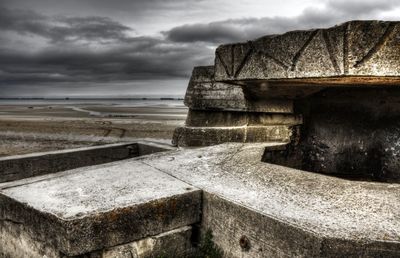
[{"x1": 0, "y1": 0, "x2": 399, "y2": 97}]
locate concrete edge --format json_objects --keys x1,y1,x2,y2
[{"x1": 0, "y1": 189, "x2": 202, "y2": 256}]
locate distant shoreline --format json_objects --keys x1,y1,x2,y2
[
  {"x1": 0, "y1": 101, "x2": 186, "y2": 156},
  {"x1": 0, "y1": 97, "x2": 184, "y2": 100},
  {"x1": 0, "y1": 98, "x2": 186, "y2": 107}
]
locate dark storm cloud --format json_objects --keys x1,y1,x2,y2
[
  {"x1": 53, "y1": 16, "x2": 133, "y2": 42},
  {"x1": 0, "y1": 0, "x2": 201, "y2": 12},
  {"x1": 0, "y1": 0, "x2": 398, "y2": 96},
  {"x1": 0, "y1": 37, "x2": 213, "y2": 85},
  {"x1": 166, "y1": 21, "x2": 248, "y2": 43},
  {"x1": 166, "y1": 0, "x2": 399, "y2": 43},
  {"x1": 0, "y1": 5, "x2": 213, "y2": 89},
  {"x1": 0, "y1": 7, "x2": 133, "y2": 43},
  {"x1": 0, "y1": 0, "x2": 205, "y2": 25}
]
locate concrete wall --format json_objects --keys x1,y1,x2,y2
[
  {"x1": 201, "y1": 192, "x2": 400, "y2": 258},
  {"x1": 173, "y1": 66, "x2": 302, "y2": 147},
  {"x1": 0, "y1": 222, "x2": 195, "y2": 258},
  {"x1": 0, "y1": 142, "x2": 172, "y2": 183}
]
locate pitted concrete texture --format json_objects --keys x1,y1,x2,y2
[
  {"x1": 101, "y1": 226, "x2": 193, "y2": 258},
  {"x1": 0, "y1": 141, "x2": 172, "y2": 183},
  {"x1": 173, "y1": 125, "x2": 295, "y2": 147},
  {"x1": 215, "y1": 20, "x2": 400, "y2": 82},
  {"x1": 185, "y1": 110, "x2": 302, "y2": 127},
  {"x1": 176, "y1": 21, "x2": 400, "y2": 147},
  {"x1": 0, "y1": 160, "x2": 201, "y2": 257},
  {"x1": 175, "y1": 65, "x2": 302, "y2": 147},
  {"x1": 2, "y1": 143, "x2": 399, "y2": 257},
  {"x1": 185, "y1": 66, "x2": 293, "y2": 112},
  {"x1": 141, "y1": 143, "x2": 400, "y2": 257}
]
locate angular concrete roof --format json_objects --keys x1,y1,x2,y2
[{"x1": 214, "y1": 21, "x2": 400, "y2": 85}]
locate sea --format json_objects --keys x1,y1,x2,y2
[{"x1": 0, "y1": 98, "x2": 185, "y2": 108}]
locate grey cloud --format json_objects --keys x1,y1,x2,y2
[
  {"x1": 165, "y1": 16, "x2": 330, "y2": 44},
  {"x1": 0, "y1": 37, "x2": 213, "y2": 86},
  {"x1": 0, "y1": 7, "x2": 133, "y2": 43},
  {"x1": 0, "y1": 5, "x2": 213, "y2": 91},
  {"x1": 166, "y1": 0, "x2": 399, "y2": 44},
  {"x1": 328, "y1": 0, "x2": 397, "y2": 15},
  {"x1": 0, "y1": 0, "x2": 399, "y2": 97},
  {"x1": 0, "y1": 0, "x2": 204, "y2": 19},
  {"x1": 51, "y1": 16, "x2": 133, "y2": 42},
  {"x1": 165, "y1": 21, "x2": 248, "y2": 43}
]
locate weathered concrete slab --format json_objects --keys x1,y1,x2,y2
[
  {"x1": 185, "y1": 110, "x2": 302, "y2": 127},
  {"x1": 2, "y1": 142, "x2": 399, "y2": 257},
  {"x1": 1, "y1": 225, "x2": 194, "y2": 258},
  {"x1": 100, "y1": 226, "x2": 194, "y2": 258},
  {"x1": 173, "y1": 125, "x2": 295, "y2": 146},
  {"x1": 136, "y1": 141, "x2": 175, "y2": 155},
  {"x1": 0, "y1": 161, "x2": 201, "y2": 257},
  {"x1": 185, "y1": 66, "x2": 293, "y2": 112},
  {"x1": 0, "y1": 141, "x2": 173, "y2": 183},
  {"x1": 141, "y1": 143, "x2": 400, "y2": 257},
  {"x1": 215, "y1": 21, "x2": 400, "y2": 83}
]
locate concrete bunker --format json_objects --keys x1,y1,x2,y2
[
  {"x1": 174, "y1": 20, "x2": 400, "y2": 183},
  {"x1": 1, "y1": 21, "x2": 400, "y2": 258}
]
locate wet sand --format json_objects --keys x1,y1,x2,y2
[{"x1": 0, "y1": 103, "x2": 187, "y2": 157}]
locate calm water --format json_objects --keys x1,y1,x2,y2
[{"x1": 0, "y1": 99, "x2": 185, "y2": 108}]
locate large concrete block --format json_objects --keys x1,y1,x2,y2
[
  {"x1": 185, "y1": 66, "x2": 293, "y2": 113},
  {"x1": 245, "y1": 125, "x2": 296, "y2": 143},
  {"x1": 0, "y1": 142, "x2": 173, "y2": 184},
  {"x1": 143, "y1": 143, "x2": 400, "y2": 257},
  {"x1": 185, "y1": 110, "x2": 302, "y2": 127},
  {"x1": 202, "y1": 192, "x2": 400, "y2": 258},
  {"x1": 215, "y1": 21, "x2": 400, "y2": 83},
  {"x1": 0, "y1": 161, "x2": 201, "y2": 257},
  {"x1": 100, "y1": 226, "x2": 194, "y2": 258},
  {"x1": 0, "y1": 143, "x2": 155, "y2": 183},
  {"x1": 172, "y1": 125, "x2": 293, "y2": 147},
  {"x1": 202, "y1": 193, "x2": 322, "y2": 257},
  {"x1": 173, "y1": 126, "x2": 246, "y2": 147}
]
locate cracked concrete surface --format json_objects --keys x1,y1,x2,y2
[
  {"x1": 141, "y1": 143, "x2": 400, "y2": 257},
  {"x1": 1, "y1": 143, "x2": 399, "y2": 257},
  {"x1": 0, "y1": 159, "x2": 201, "y2": 256}
]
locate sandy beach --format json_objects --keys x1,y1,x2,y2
[{"x1": 0, "y1": 100, "x2": 187, "y2": 157}]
